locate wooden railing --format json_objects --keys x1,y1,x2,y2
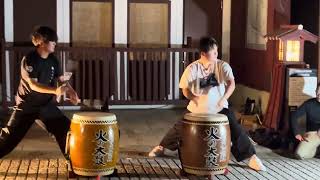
[{"x1": 1, "y1": 41, "x2": 199, "y2": 108}]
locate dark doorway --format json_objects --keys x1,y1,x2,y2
[{"x1": 291, "y1": 0, "x2": 319, "y2": 70}]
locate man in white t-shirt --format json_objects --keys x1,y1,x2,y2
[{"x1": 149, "y1": 37, "x2": 266, "y2": 172}]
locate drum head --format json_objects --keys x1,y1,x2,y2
[
  {"x1": 72, "y1": 112, "x2": 116, "y2": 123},
  {"x1": 184, "y1": 113, "x2": 228, "y2": 123}
]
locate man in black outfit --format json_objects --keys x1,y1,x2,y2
[
  {"x1": 291, "y1": 82, "x2": 320, "y2": 159},
  {"x1": 0, "y1": 26, "x2": 79, "y2": 158}
]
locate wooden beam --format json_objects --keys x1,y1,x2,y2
[{"x1": 318, "y1": 8, "x2": 320, "y2": 80}]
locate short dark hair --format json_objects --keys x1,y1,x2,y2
[
  {"x1": 199, "y1": 37, "x2": 218, "y2": 53},
  {"x1": 31, "y1": 26, "x2": 58, "y2": 46}
]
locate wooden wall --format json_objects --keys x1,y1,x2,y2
[
  {"x1": 230, "y1": 0, "x2": 291, "y2": 91},
  {"x1": 183, "y1": 0, "x2": 222, "y2": 56},
  {"x1": 0, "y1": 0, "x2": 3, "y2": 39},
  {"x1": 0, "y1": 0, "x2": 3, "y2": 81},
  {"x1": 13, "y1": 0, "x2": 56, "y2": 44},
  {"x1": 72, "y1": 1, "x2": 113, "y2": 47}
]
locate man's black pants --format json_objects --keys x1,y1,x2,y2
[{"x1": 0, "y1": 103, "x2": 70, "y2": 158}]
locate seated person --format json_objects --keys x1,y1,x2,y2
[{"x1": 291, "y1": 82, "x2": 320, "y2": 159}]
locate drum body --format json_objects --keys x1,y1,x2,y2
[
  {"x1": 180, "y1": 113, "x2": 231, "y2": 175},
  {"x1": 67, "y1": 112, "x2": 119, "y2": 176}
]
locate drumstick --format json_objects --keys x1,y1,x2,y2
[
  {"x1": 65, "y1": 82, "x2": 81, "y2": 104},
  {"x1": 56, "y1": 82, "x2": 80, "y2": 104},
  {"x1": 56, "y1": 83, "x2": 67, "y2": 103},
  {"x1": 65, "y1": 97, "x2": 81, "y2": 104},
  {"x1": 56, "y1": 95, "x2": 62, "y2": 103}
]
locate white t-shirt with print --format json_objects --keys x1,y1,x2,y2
[{"x1": 179, "y1": 59, "x2": 235, "y2": 114}]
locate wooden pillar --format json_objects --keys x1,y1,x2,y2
[
  {"x1": 0, "y1": 0, "x2": 3, "y2": 39},
  {"x1": 318, "y1": 3, "x2": 320, "y2": 80}
]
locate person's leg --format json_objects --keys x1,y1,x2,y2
[
  {"x1": 296, "y1": 131, "x2": 320, "y2": 159},
  {"x1": 0, "y1": 109, "x2": 36, "y2": 158},
  {"x1": 315, "y1": 136, "x2": 320, "y2": 158},
  {"x1": 219, "y1": 108, "x2": 266, "y2": 171},
  {"x1": 159, "y1": 121, "x2": 182, "y2": 151},
  {"x1": 219, "y1": 108, "x2": 256, "y2": 161},
  {"x1": 296, "y1": 141, "x2": 316, "y2": 159},
  {"x1": 39, "y1": 103, "x2": 70, "y2": 156},
  {"x1": 149, "y1": 120, "x2": 182, "y2": 157}
]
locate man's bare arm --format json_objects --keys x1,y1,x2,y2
[
  {"x1": 222, "y1": 78, "x2": 235, "y2": 101},
  {"x1": 27, "y1": 78, "x2": 58, "y2": 95}
]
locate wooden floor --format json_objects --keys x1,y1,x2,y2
[{"x1": 0, "y1": 156, "x2": 320, "y2": 180}]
